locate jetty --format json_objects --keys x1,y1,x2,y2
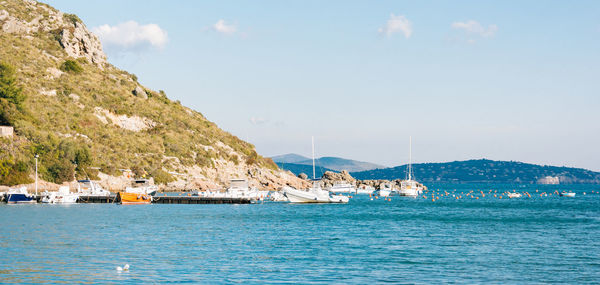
[{"x1": 6, "y1": 194, "x2": 252, "y2": 204}]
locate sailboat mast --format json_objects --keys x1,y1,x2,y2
[
  {"x1": 312, "y1": 136, "x2": 316, "y2": 180},
  {"x1": 408, "y1": 136, "x2": 412, "y2": 181}
]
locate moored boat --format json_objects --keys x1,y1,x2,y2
[
  {"x1": 125, "y1": 179, "x2": 158, "y2": 196},
  {"x1": 356, "y1": 185, "x2": 375, "y2": 195},
  {"x1": 281, "y1": 137, "x2": 349, "y2": 204},
  {"x1": 398, "y1": 137, "x2": 424, "y2": 197},
  {"x1": 327, "y1": 182, "x2": 356, "y2": 194},
  {"x1": 507, "y1": 192, "x2": 522, "y2": 198},
  {"x1": 5, "y1": 187, "x2": 36, "y2": 204},
  {"x1": 76, "y1": 180, "x2": 111, "y2": 197},
  {"x1": 117, "y1": 192, "x2": 152, "y2": 205},
  {"x1": 559, "y1": 191, "x2": 576, "y2": 197},
  {"x1": 41, "y1": 186, "x2": 79, "y2": 204}
]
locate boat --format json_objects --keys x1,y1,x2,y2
[
  {"x1": 198, "y1": 179, "x2": 266, "y2": 202},
  {"x1": 117, "y1": 191, "x2": 152, "y2": 205},
  {"x1": 559, "y1": 191, "x2": 576, "y2": 197},
  {"x1": 125, "y1": 179, "x2": 158, "y2": 196},
  {"x1": 398, "y1": 137, "x2": 424, "y2": 197},
  {"x1": 5, "y1": 187, "x2": 36, "y2": 204},
  {"x1": 377, "y1": 185, "x2": 392, "y2": 197},
  {"x1": 41, "y1": 186, "x2": 79, "y2": 204},
  {"x1": 76, "y1": 180, "x2": 111, "y2": 197},
  {"x1": 282, "y1": 137, "x2": 349, "y2": 204},
  {"x1": 327, "y1": 182, "x2": 356, "y2": 194},
  {"x1": 507, "y1": 192, "x2": 522, "y2": 198},
  {"x1": 356, "y1": 185, "x2": 375, "y2": 195},
  {"x1": 268, "y1": 191, "x2": 289, "y2": 202}
]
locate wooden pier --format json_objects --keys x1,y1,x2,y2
[
  {"x1": 77, "y1": 195, "x2": 117, "y2": 203},
  {"x1": 151, "y1": 196, "x2": 251, "y2": 204},
  {"x1": 3, "y1": 194, "x2": 251, "y2": 204}
]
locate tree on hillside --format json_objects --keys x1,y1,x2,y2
[{"x1": 0, "y1": 62, "x2": 26, "y2": 125}]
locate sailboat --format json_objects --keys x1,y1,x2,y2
[
  {"x1": 282, "y1": 137, "x2": 349, "y2": 203},
  {"x1": 398, "y1": 136, "x2": 424, "y2": 197}
]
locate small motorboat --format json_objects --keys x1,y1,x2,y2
[
  {"x1": 5, "y1": 187, "x2": 36, "y2": 204},
  {"x1": 507, "y1": 192, "x2": 522, "y2": 198},
  {"x1": 117, "y1": 192, "x2": 152, "y2": 205},
  {"x1": 41, "y1": 186, "x2": 79, "y2": 204},
  {"x1": 559, "y1": 191, "x2": 576, "y2": 197}
]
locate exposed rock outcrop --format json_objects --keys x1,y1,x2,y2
[{"x1": 133, "y1": 86, "x2": 148, "y2": 99}]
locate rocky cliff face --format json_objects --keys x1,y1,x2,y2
[
  {"x1": 1, "y1": 0, "x2": 106, "y2": 66},
  {"x1": 0, "y1": 0, "x2": 309, "y2": 192}
]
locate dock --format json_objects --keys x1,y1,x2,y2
[
  {"x1": 3, "y1": 194, "x2": 252, "y2": 204},
  {"x1": 151, "y1": 196, "x2": 251, "y2": 204}
]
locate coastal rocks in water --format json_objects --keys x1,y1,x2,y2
[
  {"x1": 320, "y1": 170, "x2": 356, "y2": 188},
  {"x1": 298, "y1": 173, "x2": 308, "y2": 180},
  {"x1": 132, "y1": 86, "x2": 148, "y2": 99}
]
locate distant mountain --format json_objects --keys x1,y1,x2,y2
[
  {"x1": 350, "y1": 159, "x2": 600, "y2": 184},
  {"x1": 271, "y1": 154, "x2": 385, "y2": 172},
  {"x1": 270, "y1": 153, "x2": 310, "y2": 164},
  {"x1": 276, "y1": 163, "x2": 336, "y2": 179}
]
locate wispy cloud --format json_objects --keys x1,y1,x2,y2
[
  {"x1": 249, "y1": 116, "x2": 268, "y2": 125},
  {"x1": 213, "y1": 19, "x2": 237, "y2": 35},
  {"x1": 451, "y1": 20, "x2": 497, "y2": 42},
  {"x1": 378, "y1": 14, "x2": 412, "y2": 38},
  {"x1": 93, "y1": 21, "x2": 168, "y2": 51}
]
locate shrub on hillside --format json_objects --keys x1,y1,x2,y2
[
  {"x1": 0, "y1": 62, "x2": 26, "y2": 125},
  {"x1": 149, "y1": 168, "x2": 174, "y2": 185},
  {"x1": 0, "y1": 159, "x2": 33, "y2": 186},
  {"x1": 60, "y1": 60, "x2": 83, "y2": 74}
]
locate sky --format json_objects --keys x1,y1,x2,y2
[{"x1": 44, "y1": 0, "x2": 600, "y2": 171}]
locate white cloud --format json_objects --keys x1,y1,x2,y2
[
  {"x1": 213, "y1": 19, "x2": 237, "y2": 34},
  {"x1": 249, "y1": 117, "x2": 267, "y2": 125},
  {"x1": 451, "y1": 20, "x2": 497, "y2": 38},
  {"x1": 93, "y1": 21, "x2": 168, "y2": 51},
  {"x1": 378, "y1": 14, "x2": 412, "y2": 38}
]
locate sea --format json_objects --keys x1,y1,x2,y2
[{"x1": 1, "y1": 183, "x2": 599, "y2": 284}]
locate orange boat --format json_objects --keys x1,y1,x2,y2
[{"x1": 117, "y1": 192, "x2": 152, "y2": 205}]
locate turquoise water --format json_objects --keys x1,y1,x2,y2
[{"x1": 1, "y1": 184, "x2": 599, "y2": 284}]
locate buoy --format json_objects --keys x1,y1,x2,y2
[{"x1": 117, "y1": 264, "x2": 129, "y2": 271}]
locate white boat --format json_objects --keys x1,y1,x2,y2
[
  {"x1": 356, "y1": 185, "x2": 375, "y2": 195},
  {"x1": 125, "y1": 179, "x2": 158, "y2": 196},
  {"x1": 198, "y1": 179, "x2": 266, "y2": 202},
  {"x1": 268, "y1": 191, "x2": 289, "y2": 202},
  {"x1": 398, "y1": 137, "x2": 423, "y2": 197},
  {"x1": 377, "y1": 185, "x2": 392, "y2": 197},
  {"x1": 507, "y1": 192, "x2": 522, "y2": 198},
  {"x1": 76, "y1": 180, "x2": 111, "y2": 197},
  {"x1": 327, "y1": 182, "x2": 356, "y2": 194},
  {"x1": 282, "y1": 137, "x2": 349, "y2": 204},
  {"x1": 559, "y1": 191, "x2": 576, "y2": 197},
  {"x1": 41, "y1": 186, "x2": 79, "y2": 204}
]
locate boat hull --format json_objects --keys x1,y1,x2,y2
[
  {"x1": 6, "y1": 193, "x2": 36, "y2": 204},
  {"x1": 283, "y1": 187, "x2": 348, "y2": 203},
  {"x1": 559, "y1": 192, "x2": 576, "y2": 197},
  {"x1": 118, "y1": 192, "x2": 152, "y2": 205}
]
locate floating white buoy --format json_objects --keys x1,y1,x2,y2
[{"x1": 117, "y1": 264, "x2": 130, "y2": 271}]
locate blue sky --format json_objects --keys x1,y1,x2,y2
[{"x1": 44, "y1": 0, "x2": 600, "y2": 170}]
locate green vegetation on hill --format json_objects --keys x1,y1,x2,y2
[
  {"x1": 0, "y1": 0, "x2": 277, "y2": 186},
  {"x1": 351, "y1": 159, "x2": 600, "y2": 184}
]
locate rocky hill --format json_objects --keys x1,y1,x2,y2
[
  {"x1": 272, "y1": 153, "x2": 385, "y2": 172},
  {"x1": 0, "y1": 0, "x2": 308, "y2": 191},
  {"x1": 351, "y1": 159, "x2": 600, "y2": 184}
]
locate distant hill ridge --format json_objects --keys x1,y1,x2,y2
[
  {"x1": 272, "y1": 153, "x2": 385, "y2": 172},
  {"x1": 351, "y1": 159, "x2": 600, "y2": 184}
]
